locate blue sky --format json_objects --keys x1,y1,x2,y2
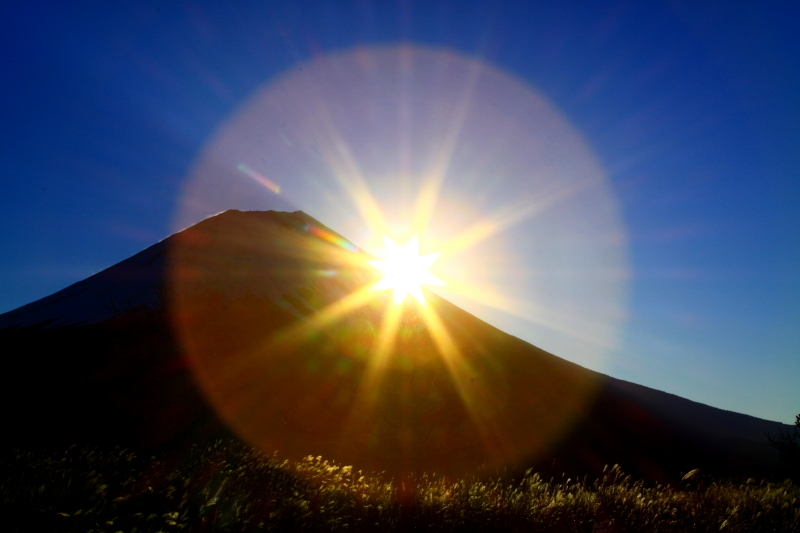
[{"x1": 1, "y1": 0, "x2": 798, "y2": 423}]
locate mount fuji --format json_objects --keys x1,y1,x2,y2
[{"x1": 0, "y1": 210, "x2": 789, "y2": 481}]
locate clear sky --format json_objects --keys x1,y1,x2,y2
[{"x1": 1, "y1": 0, "x2": 798, "y2": 424}]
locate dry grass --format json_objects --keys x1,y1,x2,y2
[{"x1": 2, "y1": 441, "x2": 798, "y2": 532}]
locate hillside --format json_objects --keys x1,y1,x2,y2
[{"x1": 0, "y1": 209, "x2": 789, "y2": 482}]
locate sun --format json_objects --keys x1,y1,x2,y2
[{"x1": 369, "y1": 236, "x2": 444, "y2": 305}]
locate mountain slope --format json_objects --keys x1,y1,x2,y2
[
  {"x1": 0, "y1": 210, "x2": 789, "y2": 481},
  {"x1": 0, "y1": 210, "x2": 356, "y2": 331}
]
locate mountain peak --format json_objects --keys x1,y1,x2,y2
[{"x1": 0, "y1": 209, "x2": 361, "y2": 331}]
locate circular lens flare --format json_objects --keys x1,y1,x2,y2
[{"x1": 172, "y1": 45, "x2": 629, "y2": 477}]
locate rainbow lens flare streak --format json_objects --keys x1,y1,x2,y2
[
  {"x1": 304, "y1": 224, "x2": 360, "y2": 252},
  {"x1": 237, "y1": 163, "x2": 281, "y2": 194}
]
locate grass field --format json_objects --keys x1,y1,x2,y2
[{"x1": 3, "y1": 440, "x2": 798, "y2": 532}]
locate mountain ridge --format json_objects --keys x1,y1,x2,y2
[
  {"x1": 0, "y1": 210, "x2": 354, "y2": 331},
  {"x1": 0, "y1": 209, "x2": 789, "y2": 481}
]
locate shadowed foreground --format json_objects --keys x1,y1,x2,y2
[{"x1": 3, "y1": 441, "x2": 798, "y2": 533}]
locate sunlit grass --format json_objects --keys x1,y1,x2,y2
[{"x1": 3, "y1": 442, "x2": 798, "y2": 532}]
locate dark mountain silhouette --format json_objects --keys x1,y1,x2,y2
[{"x1": 0, "y1": 210, "x2": 789, "y2": 482}]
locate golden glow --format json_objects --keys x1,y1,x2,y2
[
  {"x1": 176, "y1": 46, "x2": 630, "y2": 477},
  {"x1": 368, "y1": 236, "x2": 444, "y2": 305}
]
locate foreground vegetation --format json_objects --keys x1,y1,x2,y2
[{"x1": 2, "y1": 441, "x2": 798, "y2": 533}]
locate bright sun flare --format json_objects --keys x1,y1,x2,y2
[{"x1": 369, "y1": 236, "x2": 444, "y2": 305}]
